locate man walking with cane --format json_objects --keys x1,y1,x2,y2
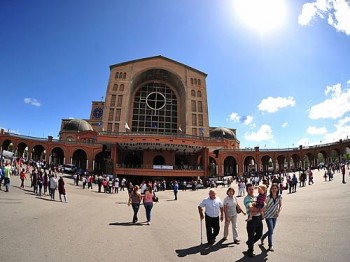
[{"x1": 198, "y1": 189, "x2": 224, "y2": 245}]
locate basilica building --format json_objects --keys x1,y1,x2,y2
[{"x1": 1, "y1": 56, "x2": 348, "y2": 180}]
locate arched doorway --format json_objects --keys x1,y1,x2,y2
[
  {"x1": 72, "y1": 149, "x2": 87, "y2": 170},
  {"x1": 223, "y1": 156, "x2": 237, "y2": 177},
  {"x1": 244, "y1": 156, "x2": 256, "y2": 175},
  {"x1": 32, "y1": 145, "x2": 45, "y2": 161},
  {"x1": 51, "y1": 147, "x2": 64, "y2": 165}
]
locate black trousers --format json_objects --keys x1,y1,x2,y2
[
  {"x1": 246, "y1": 215, "x2": 263, "y2": 253},
  {"x1": 205, "y1": 214, "x2": 220, "y2": 243}
]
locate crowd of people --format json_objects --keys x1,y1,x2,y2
[
  {"x1": 1, "y1": 154, "x2": 348, "y2": 258},
  {"x1": 0, "y1": 157, "x2": 67, "y2": 202}
]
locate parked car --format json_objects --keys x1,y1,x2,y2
[{"x1": 62, "y1": 164, "x2": 78, "y2": 174}]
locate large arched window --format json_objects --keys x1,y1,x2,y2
[{"x1": 132, "y1": 82, "x2": 178, "y2": 134}]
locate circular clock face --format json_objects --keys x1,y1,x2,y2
[
  {"x1": 146, "y1": 91, "x2": 166, "y2": 110},
  {"x1": 93, "y1": 107, "x2": 103, "y2": 118}
]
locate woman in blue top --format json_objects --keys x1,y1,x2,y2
[{"x1": 260, "y1": 183, "x2": 282, "y2": 252}]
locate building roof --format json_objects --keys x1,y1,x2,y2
[
  {"x1": 109, "y1": 55, "x2": 207, "y2": 77},
  {"x1": 62, "y1": 119, "x2": 93, "y2": 132},
  {"x1": 210, "y1": 127, "x2": 236, "y2": 140}
]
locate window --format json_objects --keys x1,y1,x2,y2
[
  {"x1": 198, "y1": 101, "x2": 203, "y2": 112},
  {"x1": 113, "y1": 84, "x2": 118, "y2": 91},
  {"x1": 191, "y1": 100, "x2": 196, "y2": 112},
  {"x1": 198, "y1": 79, "x2": 201, "y2": 85},
  {"x1": 120, "y1": 84, "x2": 124, "y2": 91},
  {"x1": 119, "y1": 72, "x2": 123, "y2": 78},
  {"x1": 191, "y1": 78, "x2": 194, "y2": 84},
  {"x1": 107, "y1": 123, "x2": 113, "y2": 132},
  {"x1": 197, "y1": 90, "x2": 202, "y2": 97},
  {"x1": 131, "y1": 82, "x2": 178, "y2": 134},
  {"x1": 110, "y1": 95, "x2": 116, "y2": 107},
  {"x1": 123, "y1": 72, "x2": 126, "y2": 79},
  {"x1": 114, "y1": 123, "x2": 119, "y2": 132},
  {"x1": 198, "y1": 114, "x2": 203, "y2": 126},
  {"x1": 192, "y1": 128, "x2": 197, "y2": 136},
  {"x1": 194, "y1": 79, "x2": 197, "y2": 85},
  {"x1": 108, "y1": 108, "x2": 114, "y2": 121},
  {"x1": 191, "y1": 90, "x2": 195, "y2": 97},
  {"x1": 115, "y1": 72, "x2": 119, "y2": 79},
  {"x1": 115, "y1": 109, "x2": 121, "y2": 121},
  {"x1": 192, "y1": 114, "x2": 197, "y2": 125},
  {"x1": 117, "y1": 95, "x2": 123, "y2": 107}
]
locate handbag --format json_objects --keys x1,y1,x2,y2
[{"x1": 152, "y1": 193, "x2": 159, "y2": 202}]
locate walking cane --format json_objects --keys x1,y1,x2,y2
[{"x1": 200, "y1": 218, "x2": 203, "y2": 245}]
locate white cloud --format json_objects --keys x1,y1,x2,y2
[
  {"x1": 242, "y1": 115, "x2": 253, "y2": 125},
  {"x1": 257, "y1": 96, "x2": 296, "y2": 113},
  {"x1": 323, "y1": 116, "x2": 350, "y2": 142},
  {"x1": 307, "y1": 126, "x2": 328, "y2": 135},
  {"x1": 282, "y1": 122, "x2": 288, "y2": 128},
  {"x1": 24, "y1": 98, "x2": 41, "y2": 107},
  {"x1": 309, "y1": 81, "x2": 350, "y2": 119},
  {"x1": 298, "y1": 0, "x2": 350, "y2": 35},
  {"x1": 244, "y1": 124, "x2": 273, "y2": 141},
  {"x1": 229, "y1": 112, "x2": 240, "y2": 122},
  {"x1": 297, "y1": 137, "x2": 310, "y2": 146}
]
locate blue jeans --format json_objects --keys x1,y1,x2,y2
[
  {"x1": 132, "y1": 203, "x2": 140, "y2": 223},
  {"x1": 144, "y1": 203, "x2": 153, "y2": 222},
  {"x1": 262, "y1": 218, "x2": 277, "y2": 247}
]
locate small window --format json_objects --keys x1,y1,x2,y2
[
  {"x1": 198, "y1": 114, "x2": 203, "y2": 126},
  {"x1": 120, "y1": 84, "x2": 124, "y2": 91},
  {"x1": 113, "y1": 84, "x2": 118, "y2": 91},
  {"x1": 123, "y1": 72, "x2": 126, "y2": 79},
  {"x1": 191, "y1": 100, "x2": 196, "y2": 112},
  {"x1": 194, "y1": 79, "x2": 197, "y2": 85},
  {"x1": 191, "y1": 78, "x2": 194, "y2": 84},
  {"x1": 110, "y1": 95, "x2": 116, "y2": 107},
  {"x1": 198, "y1": 79, "x2": 201, "y2": 85},
  {"x1": 119, "y1": 72, "x2": 123, "y2": 78},
  {"x1": 115, "y1": 109, "x2": 121, "y2": 121},
  {"x1": 114, "y1": 123, "x2": 120, "y2": 132},
  {"x1": 192, "y1": 128, "x2": 197, "y2": 136},
  {"x1": 108, "y1": 108, "x2": 114, "y2": 121},
  {"x1": 107, "y1": 123, "x2": 113, "y2": 132},
  {"x1": 115, "y1": 72, "x2": 119, "y2": 79},
  {"x1": 198, "y1": 101, "x2": 203, "y2": 112},
  {"x1": 117, "y1": 95, "x2": 123, "y2": 107},
  {"x1": 192, "y1": 114, "x2": 197, "y2": 125},
  {"x1": 191, "y1": 90, "x2": 195, "y2": 97},
  {"x1": 197, "y1": 90, "x2": 202, "y2": 97}
]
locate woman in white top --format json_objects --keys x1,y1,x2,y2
[{"x1": 223, "y1": 187, "x2": 245, "y2": 244}]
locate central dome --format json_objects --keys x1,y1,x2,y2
[
  {"x1": 210, "y1": 127, "x2": 236, "y2": 139},
  {"x1": 62, "y1": 119, "x2": 93, "y2": 132}
]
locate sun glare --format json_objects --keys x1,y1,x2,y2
[{"x1": 235, "y1": 0, "x2": 286, "y2": 33}]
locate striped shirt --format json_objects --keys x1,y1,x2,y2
[{"x1": 264, "y1": 195, "x2": 282, "y2": 219}]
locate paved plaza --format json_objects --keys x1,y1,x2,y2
[{"x1": 0, "y1": 170, "x2": 349, "y2": 262}]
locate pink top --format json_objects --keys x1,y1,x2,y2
[{"x1": 144, "y1": 191, "x2": 153, "y2": 203}]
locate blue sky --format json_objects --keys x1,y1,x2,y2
[{"x1": 1, "y1": 0, "x2": 350, "y2": 149}]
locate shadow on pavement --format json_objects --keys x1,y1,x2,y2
[
  {"x1": 235, "y1": 244, "x2": 268, "y2": 262},
  {"x1": 175, "y1": 239, "x2": 234, "y2": 257},
  {"x1": 109, "y1": 221, "x2": 146, "y2": 226}
]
